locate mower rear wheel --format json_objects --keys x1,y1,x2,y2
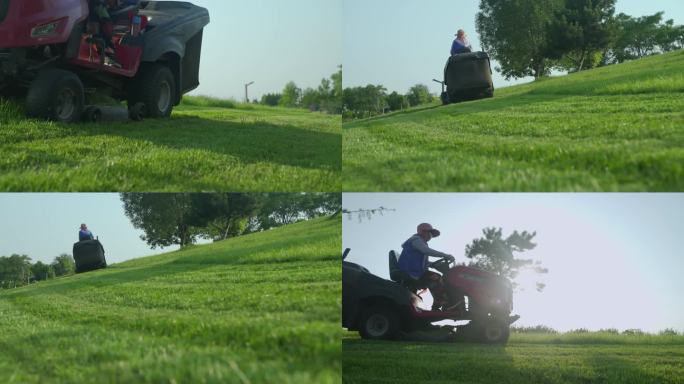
[
  {"x1": 358, "y1": 305, "x2": 400, "y2": 340},
  {"x1": 440, "y1": 92, "x2": 450, "y2": 105},
  {"x1": 482, "y1": 323, "x2": 510, "y2": 344},
  {"x1": 26, "y1": 69, "x2": 84, "y2": 123},
  {"x1": 127, "y1": 64, "x2": 176, "y2": 118}
]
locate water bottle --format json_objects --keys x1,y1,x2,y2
[{"x1": 131, "y1": 15, "x2": 141, "y2": 37}]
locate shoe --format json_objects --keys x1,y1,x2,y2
[{"x1": 104, "y1": 55, "x2": 122, "y2": 68}]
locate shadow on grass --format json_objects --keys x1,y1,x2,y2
[
  {"x1": 343, "y1": 94, "x2": 572, "y2": 129},
  {"x1": 52, "y1": 115, "x2": 340, "y2": 172},
  {"x1": 585, "y1": 351, "x2": 666, "y2": 384},
  {"x1": 343, "y1": 339, "x2": 516, "y2": 383}
]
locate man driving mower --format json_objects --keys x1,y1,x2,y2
[
  {"x1": 88, "y1": 0, "x2": 120, "y2": 66},
  {"x1": 397, "y1": 223, "x2": 456, "y2": 311}
]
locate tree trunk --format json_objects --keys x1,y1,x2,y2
[{"x1": 578, "y1": 51, "x2": 586, "y2": 71}]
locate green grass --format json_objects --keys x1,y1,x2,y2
[
  {"x1": 0, "y1": 97, "x2": 340, "y2": 191},
  {"x1": 343, "y1": 50, "x2": 684, "y2": 191},
  {"x1": 0, "y1": 217, "x2": 341, "y2": 383},
  {"x1": 342, "y1": 331, "x2": 684, "y2": 384}
]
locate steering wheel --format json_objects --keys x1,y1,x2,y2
[{"x1": 428, "y1": 256, "x2": 453, "y2": 269}]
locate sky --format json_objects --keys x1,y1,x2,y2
[
  {"x1": 343, "y1": 0, "x2": 684, "y2": 95},
  {"x1": 0, "y1": 194, "x2": 180, "y2": 265},
  {"x1": 342, "y1": 193, "x2": 684, "y2": 333},
  {"x1": 187, "y1": 0, "x2": 342, "y2": 101}
]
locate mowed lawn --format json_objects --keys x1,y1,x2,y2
[
  {"x1": 343, "y1": 50, "x2": 684, "y2": 191},
  {"x1": 0, "y1": 99, "x2": 340, "y2": 191},
  {"x1": 343, "y1": 332, "x2": 684, "y2": 384},
  {"x1": 0, "y1": 217, "x2": 341, "y2": 383}
]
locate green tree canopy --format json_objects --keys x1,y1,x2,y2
[
  {"x1": 192, "y1": 194, "x2": 262, "y2": 241},
  {"x1": 465, "y1": 228, "x2": 548, "y2": 291},
  {"x1": 52, "y1": 254, "x2": 75, "y2": 277},
  {"x1": 342, "y1": 84, "x2": 387, "y2": 119},
  {"x1": 477, "y1": 0, "x2": 563, "y2": 79},
  {"x1": 546, "y1": 0, "x2": 616, "y2": 72},
  {"x1": 406, "y1": 84, "x2": 433, "y2": 107},
  {"x1": 260, "y1": 93, "x2": 282, "y2": 106},
  {"x1": 279, "y1": 81, "x2": 302, "y2": 108},
  {"x1": 31, "y1": 261, "x2": 54, "y2": 282},
  {"x1": 385, "y1": 91, "x2": 409, "y2": 112},
  {"x1": 255, "y1": 193, "x2": 341, "y2": 230},
  {"x1": 300, "y1": 87, "x2": 321, "y2": 111},
  {"x1": 121, "y1": 193, "x2": 341, "y2": 248},
  {"x1": 121, "y1": 193, "x2": 200, "y2": 249},
  {"x1": 0, "y1": 254, "x2": 32, "y2": 289},
  {"x1": 606, "y1": 12, "x2": 684, "y2": 64}
]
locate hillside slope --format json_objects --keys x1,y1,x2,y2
[
  {"x1": 0, "y1": 99, "x2": 341, "y2": 191},
  {"x1": 343, "y1": 50, "x2": 684, "y2": 191},
  {"x1": 0, "y1": 217, "x2": 341, "y2": 383}
]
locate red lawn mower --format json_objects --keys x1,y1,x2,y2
[
  {"x1": 342, "y1": 248, "x2": 520, "y2": 343},
  {"x1": 0, "y1": 0, "x2": 209, "y2": 122}
]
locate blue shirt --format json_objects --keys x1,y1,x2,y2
[
  {"x1": 398, "y1": 235, "x2": 428, "y2": 279},
  {"x1": 79, "y1": 230, "x2": 94, "y2": 241},
  {"x1": 451, "y1": 39, "x2": 470, "y2": 55}
]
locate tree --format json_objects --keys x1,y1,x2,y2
[
  {"x1": 0, "y1": 254, "x2": 32, "y2": 288},
  {"x1": 254, "y1": 193, "x2": 341, "y2": 231},
  {"x1": 546, "y1": 0, "x2": 616, "y2": 72},
  {"x1": 121, "y1": 193, "x2": 200, "y2": 249},
  {"x1": 465, "y1": 228, "x2": 548, "y2": 291},
  {"x1": 329, "y1": 66, "x2": 343, "y2": 114},
  {"x1": 192, "y1": 194, "x2": 262, "y2": 241},
  {"x1": 342, "y1": 84, "x2": 387, "y2": 120},
  {"x1": 477, "y1": 0, "x2": 564, "y2": 79},
  {"x1": 31, "y1": 261, "x2": 54, "y2": 282},
  {"x1": 301, "y1": 87, "x2": 321, "y2": 111},
  {"x1": 605, "y1": 12, "x2": 684, "y2": 64},
  {"x1": 51, "y1": 254, "x2": 75, "y2": 277},
  {"x1": 385, "y1": 91, "x2": 409, "y2": 112},
  {"x1": 260, "y1": 93, "x2": 282, "y2": 106},
  {"x1": 406, "y1": 84, "x2": 433, "y2": 107},
  {"x1": 279, "y1": 81, "x2": 302, "y2": 108}
]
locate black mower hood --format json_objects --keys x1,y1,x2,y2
[{"x1": 138, "y1": 1, "x2": 210, "y2": 62}]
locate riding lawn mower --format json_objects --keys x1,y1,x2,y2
[{"x1": 342, "y1": 248, "x2": 520, "y2": 343}]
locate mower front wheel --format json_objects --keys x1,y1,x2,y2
[
  {"x1": 26, "y1": 69, "x2": 85, "y2": 123},
  {"x1": 127, "y1": 64, "x2": 176, "y2": 118},
  {"x1": 358, "y1": 305, "x2": 400, "y2": 340},
  {"x1": 456, "y1": 320, "x2": 510, "y2": 344}
]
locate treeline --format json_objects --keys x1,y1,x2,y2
[
  {"x1": 477, "y1": 0, "x2": 684, "y2": 78},
  {"x1": 121, "y1": 193, "x2": 341, "y2": 249},
  {"x1": 342, "y1": 2, "x2": 683, "y2": 121},
  {"x1": 1, "y1": 193, "x2": 340, "y2": 290},
  {"x1": 511, "y1": 325, "x2": 682, "y2": 336},
  {"x1": 0, "y1": 254, "x2": 75, "y2": 290},
  {"x1": 259, "y1": 67, "x2": 342, "y2": 114},
  {"x1": 342, "y1": 84, "x2": 434, "y2": 121}
]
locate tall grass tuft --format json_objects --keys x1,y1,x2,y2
[
  {"x1": 0, "y1": 98, "x2": 23, "y2": 123},
  {"x1": 181, "y1": 95, "x2": 237, "y2": 109}
]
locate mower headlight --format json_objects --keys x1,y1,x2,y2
[{"x1": 31, "y1": 21, "x2": 59, "y2": 38}]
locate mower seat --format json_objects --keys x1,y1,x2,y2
[{"x1": 389, "y1": 250, "x2": 419, "y2": 292}]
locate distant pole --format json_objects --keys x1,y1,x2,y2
[{"x1": 245, "y1": 81, "x2": 255, "y2": 103}]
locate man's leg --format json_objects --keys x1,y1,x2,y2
[{"x1": 420, "y1": 271, "x2": 449, "y2": 311}]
